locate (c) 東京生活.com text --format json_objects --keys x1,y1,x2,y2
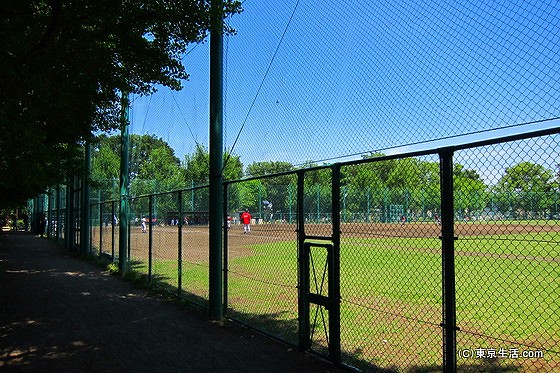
[{"x1": 458, "y1": 347, "x2": 544, "y2": 360}]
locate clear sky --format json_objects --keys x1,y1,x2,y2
[{"x1": 129, "y1": 0, "x2": 560, "y2": 182}]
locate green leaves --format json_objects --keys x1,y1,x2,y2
[
  {"x1": 0, "y1": 0, "x2": 242, "y2": 208},
  {"x1": 493, "y1": 161, "x2": 558, "y2": 216}
]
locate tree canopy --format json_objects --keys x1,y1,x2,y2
[
  {"x1": 0, "y1": 0, "x2": 241, "y2": 209},
  {"x1": 87, "y1": 133, "x2": 560, "y2": 221}
]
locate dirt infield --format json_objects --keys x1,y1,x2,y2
[{"x1": 91, "y1": 221, "x2": 560, "y2": 263}]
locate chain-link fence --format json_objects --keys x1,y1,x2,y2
[
  {"x1": 221, "y1": 132, "x2": 559, "y2": 371},
  {"x1": 453, "y1": 138, "x2": 559, "y2": 372},
  {"x1": 32, "y1": 130, "x2": 559, "y2": 371},
  {"x1": 219, "y1": 0, "x2": 560, "y2": 167},
  {"x1": 336, "y1": 154, "x2": 443, "y2": 370},
  {"x1": 24, "y1": 0, "x2": 560, "y2": 370},
  {"x1": 225, "y1": 176, "x2": 300, "y2": 345},
  {"x1": 87, "y1": 186, "x2": 212, "y2": 307}
]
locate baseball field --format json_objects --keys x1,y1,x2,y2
[{"x1": 92, "y1": 220, "x2": 559, "y2": 371}]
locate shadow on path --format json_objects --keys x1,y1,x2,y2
[{"x1": 0, "y1": 230, "x2": 344, "y2": 372}]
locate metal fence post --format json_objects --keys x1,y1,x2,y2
[
  {"x1": 149, "y1": 195, "x2": 154, "y2": 283},
  {"x1": 223, "y1": 184, "x2": 229, "y2": 314},
  {"x1": 208, "y1": 0, "x2": 224, "y2": 321},
  {"x1": 330, "y1": 165, "x2": 341, "y2": 364},
  {"x1": 439, "y1": 149, "x2": 457, "y2": 372},
  {"x1": 297, "y1": 170, "x2": 310, "y2": 351},
  {"x1": 178, "y1": 191, "x2": 183, "y2": 296},
  {"x1": 118, "y1": 92, "x2": 130, "y2": 274}
]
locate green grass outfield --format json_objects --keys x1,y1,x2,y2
[
  {"x1": 135, "y1": 231, "x2": 560, "y2": 371},
  {"x1": 226, "y1": 232, "x2": 560, "y2": 370},
  {"x1": 461, "y1": 219, "x2": 560, "y2": 226}
]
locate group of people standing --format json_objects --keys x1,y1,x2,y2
[{"x1": 135, "y1": 210, "x2": 252, "y2": 234}]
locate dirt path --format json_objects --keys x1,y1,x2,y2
[{"x1": 0, "y1": 230, "x2": 344, "y2": 372}]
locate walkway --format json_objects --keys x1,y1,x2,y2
[{"x1": 0, "y1": 230, "x2": 344, "y2": 372}]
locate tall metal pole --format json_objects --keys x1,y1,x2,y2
[
  {"x1": 208, "y1": 0, "x2": 224, "y2": 321},
  {"x1": 329, "y1": 165, "x2": 341, "y2": 364},
  {"x1": 297, "y1": 171, "x2": 309, "y2": 351},
  {"x1": 80, "y1": 141, "x2": 91, "y2": 256},
  {"x1": 119, "y1": 92, "x2": 130, "y2": 274},
  {"x1": 440, "y1": 149, "x2": 457, "y2": 372}
]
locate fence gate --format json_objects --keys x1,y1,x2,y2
[{"x1": 297, "y1": 167, "x2": 341, "y2": 364}]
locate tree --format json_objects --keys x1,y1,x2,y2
[
  {"x1": 497, "y1": 162, "x2": 555, "y2": 193},
  {"x1": 91, "y1": 133, "x2": 185, "y2": 198},
  {"x1": 137, "y1": 147, "x2": 184, "y2": 194},
  {"x1": 494, "y1": 161, "x2": 556, "y2": 217},
  {"x1": 0, "y1": 0, "x2": 242, "y2": 209},
  {"x1": 183, "y1": 144, "x2": 242, "y2": 184},
  {"x1": 453, "y1": 164, "x2": 487, "y2": 218},
  {"x1": 183, "y1": 144, "x2": 211, "y2": 185},
  {"x1": 91, "y1": 142, "x2": 121, "y2": 200},
  {"x1": 245, "y1": 161, "x2": 294, "y2": 177},
  {"x1": 182, "y1": 144, "x2": 243, "y2": 212},
  {"x1": 244, "y1": 161, "x2": 295, "y2": 218}
]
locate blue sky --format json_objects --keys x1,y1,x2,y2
[{"x1": 129, "y1": 0, "x2": 560, "y2": 182}]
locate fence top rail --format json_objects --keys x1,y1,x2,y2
[
  {"x1": 124, "y1": 184, "x2": 210, "y2": 202},
  {"x1": 225, "y1": 120, "x2": 560, "y2": 186},
  {"x1": 86, "y1": 120, "x2": 560, "y2": 198},
  {"x1": 90, "y1": 199, "x2": 118, "y2": 207}
]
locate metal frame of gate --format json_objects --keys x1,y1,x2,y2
[{"x1": 296, "y1": 166, "x2": 342, "y2": 363}]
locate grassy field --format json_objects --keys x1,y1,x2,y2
[
  {"x1": 226, "y1": 231, "x2": 559, "y2": 371},
  {"x1": 92, "y1": 223, "x2": 559, "y2": 371}
]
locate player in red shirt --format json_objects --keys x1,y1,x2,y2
[{"x1": 240, "y1": 210, "x2": 252, "y2": 234}]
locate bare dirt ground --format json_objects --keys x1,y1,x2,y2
[
  {"x1": 0, "y1": 229, "x2": 346, "y2": 372},
  {"x1": 96, "y1": 221, "x2": 560, "y2": 264}
]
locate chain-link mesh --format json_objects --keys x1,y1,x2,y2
[
  {"x1": 225, "y1": 177, "x2": 300, "y2": 344},
  {"x1": 129, "y1": 195, "x2": 150, "y2": 276},
  {"x1": 221, "y1": 0, "x2": 560, "y2": 166},
  {"x1": 148, "y1": 191, "x2": 179, "y2": 291},
  {"x1": 218, "y1": 136, "x2": 559, "y2": 371},
  {"x1": 339, "y1": 156, "x2": 443, "y2": 370},
  {"x1": 95, "y1": 201, "x2": 117, "y2": 260},
  {"x1": 122, "y1": 1, "x2": 559, "y2": 169},
  {"x1": 123, "y1": 188, "x2": 212, "y2": 306},
  {"x1": 57, "y1": 186, "x2": 67, "y2": 242},
  {"x1": 180, "y1": 186, "x2": 210, "y2": 305},
  {"x1": 53, "y1": 0, "x2": 560, "y2": 370},
  {"x1": 71, "y1": 181, "x2": 82, "y2": 249},
  {"x1": 90, "y1": 201, "x2": 100, "y2": 254},
  {"x1": 303, "y1": 170, "x2": 333, "y2": 237},
  {"x1": 454, "y1": 137, "x2": 559, "y2": 371}
]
